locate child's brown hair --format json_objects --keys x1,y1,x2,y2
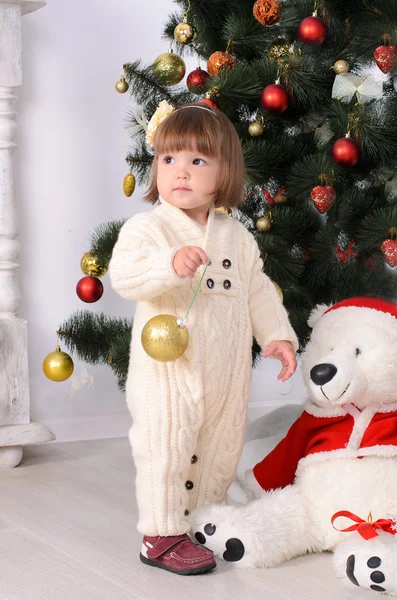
[{"x1": 144, "y1": 103, "x2": 246, "y2": 208}]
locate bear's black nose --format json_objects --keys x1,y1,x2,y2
[{"x1": 310, "y1": 363, "x2": 337, "y2": 386}]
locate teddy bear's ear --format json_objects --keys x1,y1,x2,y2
[{"x1": 308, "y1": 304, "x2": 332, "y2": 328}]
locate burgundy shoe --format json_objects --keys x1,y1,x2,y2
[{"x1": 140, "y1": 533, "x2": 216, "y2": 575}]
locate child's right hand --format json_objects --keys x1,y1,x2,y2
[{"x1": 173, "y1": 246, "x2": 208, "y2": 278}]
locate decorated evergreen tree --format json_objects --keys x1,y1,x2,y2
[{"x1": 53, "y1": 0, "x2": 397, "y2": 390}]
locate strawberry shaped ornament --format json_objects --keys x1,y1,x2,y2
[
  {"x1": 374, "y1": 44, "x2": 397, "y2": 74},
  {"x1": 310, "y1": 185, "x2": 336, "y2": 214},
  {"x1": 380, "y1": 239, "x2": 397, "y2": 267}
]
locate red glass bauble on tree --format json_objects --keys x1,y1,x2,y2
[
  {"x1": 331, "y1": 137, "x2": 360, "y2": 167},
  {"x1": 253, "y1": 0, "x2": 281, "y2": 26},
  {"x1": 76, "y1": 274, "x2": 104, "y2": 303},
  {"x1": 298, "y1": 15, "x2": 327, "y2": 45},
  {"x1": 310, "y1": 185, "x2": 336, "y2": 214},
  {"x1": 380, "y1": 240, "x2": 397, "y2": 267},
  {"x1": 199, "y1": 98, "x2": 220, "y2": 109},
  {"x1": 374, "y1": 45, "x2": 397, "y2": 74},
  {"x1": 186, "y1": 67, "x2": 210, "y2": 94},
  {"x1": 261, "y1": 83, "x2": 289, "y2": 113},
  {"x1": 207, "y1": 51, "x2": 236, "y2": 76}
]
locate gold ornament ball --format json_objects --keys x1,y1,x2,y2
[
  {"x1": 115, "y1": 76, "x2": 129, "y2": 94},
  {"x1": 141, "y1": 314, "x2": 189, "y2": 362},
  {"x1": 123, "y1": 173, "x2": 136, "y2": 197},
  {"x1": 80, "y1": 252, "x2": 107, "y2": 278},
  {"x1": 174, "y1": 21, "x2": 196, "y2": 45},
  {"x1": 248, "y1": 121, "x2": 264, "y2": 137},
  {"x1": 271, "y1": 280, "x2": 283, "y2": 302},
  {"x1": 43, "y1": 347, "x2": 74, "y2": 382},
  {"x1": 216, "y1": 206, "x2": 233, "y2": 217},
  {"x1": 153, "y1": 50, "x2": 186, "y2": 86},
  {"x1": 268, "y1": 38, "x2": 294, "y2": 61},
  {"x1": 333, "y1": 59, "x2": 350, "y2": 74},
  {"x1": 256, "y1": 216, "x2": 272, "y2": 231}
]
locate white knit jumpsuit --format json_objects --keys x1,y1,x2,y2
[{"x1": 109, "y1": 199, "x2": 298, "y2": 536}]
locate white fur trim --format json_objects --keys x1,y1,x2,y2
[
  {"x1": 304, "y1": 399, "x2": 397, "y2": 418},
  {"x1": 303, "y1": 400, "x2": 347, "y2": 417},
  {"x1": 307, "y1": 303, "x2": 331, "y2": 328},
  {"x1": 296, "y1": 445, "x2": 397, "y2": 476},
  {"x1": 347, "y1": 405, "x2": 377, "y2": 450}
]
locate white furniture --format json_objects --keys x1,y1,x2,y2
[{"x1": 0, "y1": 0, "x2": 54, "y2": 468}]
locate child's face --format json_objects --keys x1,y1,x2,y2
[{"x1": 157, "y1": 149, "x2": 221, "y2": 218}]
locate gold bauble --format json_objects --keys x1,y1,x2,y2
[
  {"x1": 271, "y1": 280, "x2": 283, "y2": 301},
  {"x1": 216, "y1": 206, "x2": 233, "y2": 217},
  {"x1": 174, "y1": 20, "x2": 196, "y2": 45},
  {"x1": 256, "y1": 216, "x2": 272, "y2": 231},
  {"x1": 43, "y1": 347, "x2": 74, "y2": 382},
  {"x1": 248, "y1": 121, "x2": 264, "y2": 137},
  {"x1": 115, "y1": 76, "x2": 129, "y2": 94},
  {"x1": 80, "y1": 252, "x2": 107, "y2": 278},
  {"x1": 153, "y1": 50, "x2": 186, "y2": 86},
  {"x1": 268, "y1": 38, "x2": 294, "y2": 61},
  {"x1": 333, "y1": 59, "x2": 350, "y2": 74},
  {"x1": 123, "y1": 173, "x2": 136, "y2": 197},
  {"x1": 141, "y1": 314, "x2": 189, "y2": 362}
]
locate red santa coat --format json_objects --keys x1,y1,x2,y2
[{"x1": 253, "y1": 408, "x2": 397, "y2": 492}]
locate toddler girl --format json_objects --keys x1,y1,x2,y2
[{"x1": 109, "y1": 102, "x2": 298, "y2": 575}]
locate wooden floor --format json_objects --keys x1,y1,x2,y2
[{"x1": 0, "y1": 438, "x2": 365, "y2": 600}]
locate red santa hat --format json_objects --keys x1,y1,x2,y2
[
  {"x1": 324, "y1": 297, "x2": 397, "y2": 320},
  {"x1": 308, "y1": 297, "x2": 397, "y2": 328}
]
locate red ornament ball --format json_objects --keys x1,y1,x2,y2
[
  {"x1": 298, "y1": 16, "x2": 327, "y2": 45},
  {"x1": 186, "y1": 67, "x2": 210, "y2": 94},
  {"x1": 331, "y1": 137, "x2": 360, "y2": 167},
  {"x1": 253, "y1": 0, "x2": 281, "y2": 26},
  {"x1": 198, "y1": 98, "x2": 220, "y2": 110},
  {"x1": 261, "y1": 83, "x2": 289, "y2": 113},
  {"x1": 374, "y1": 45, "x2": 397, "y2": 74},
  {"x1": 76, "y1": 275, "x2": 104, "y2": 303},
  {"x1": 310, "y1": 185, "x2": 336, "y2": 214}
]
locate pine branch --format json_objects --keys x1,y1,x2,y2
[
  {"x1": 89, "y1": 220, "x2": 126, "y2": 268},
  {"x1": 357, "y1": 205, "x2": 397, "y2": 250},
  {"x1": 125, "y1": 140, "x2": 154, "y2": 186},
  {"x1": 287, "y1": 153, "x2": 336, "y2": 202},
  {"x1": 57, "y1": 311, "x2": 132, "y2": 366},
  {"x1": 108, "y1": 331, "x2": 132, "y2": 391},
  {"x1": 123, "y1": 60, "x2": 175, "y2": 106}
]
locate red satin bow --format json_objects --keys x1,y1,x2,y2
[{"x1": 331, "y1": 510, "x2": 396, "y2": 540}]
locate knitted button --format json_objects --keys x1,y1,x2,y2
[
  {"x1": 191, "y1": 455, "x2": 198, "y2": 464},
  {"x1": 207, "y1": 279, "x2": 214, "y2": 289},
  {"x1": 223, "y1": 280, "x2": 231, "y2": 290},
  {"x1": 184, "y1": 509, "x2": 190, "y2": 516},
  {"x1": 185, "y1": 480, "x2": 194, "y2": 490},
  {"x1": 222, "y1": 259, "x2": 231, "y2": 269}
]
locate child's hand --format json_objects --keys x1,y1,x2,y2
[
  {"x1": 262, "y1": 340, "x2": 297, "y2": 382},
  {"x1": 173, "y1": 246, "x2": 208, "y2": 278}
]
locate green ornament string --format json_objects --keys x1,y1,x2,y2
[{"x1": 177, "y1": 264, "x2": 208, "y2": 327}]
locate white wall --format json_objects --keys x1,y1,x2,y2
[{"x1": 16, "y1": 0, "x2": 306, "y2": 442}]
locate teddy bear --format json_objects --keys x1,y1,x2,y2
[{"x1": 190, "y1": 297, "x2": 397, "y2": 596}]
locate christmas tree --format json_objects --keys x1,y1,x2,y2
[{"x1": 56, "y1": 0, "x2": 397, "y2": 390}]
